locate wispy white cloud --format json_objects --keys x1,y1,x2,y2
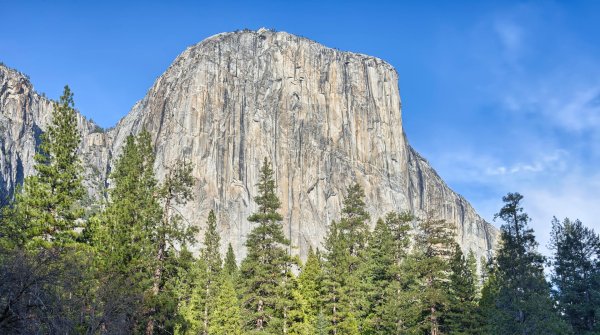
[
  {"x1": 485, "y1": 150, "x2": 567, "y2": 176},
  {"x1": 428, "y1": 144, "x2": 598, "y2": 256},
  {"x1": 502, "y1": 81, "x2": 600, "y2": 132},
  {"x1": 521, "y1": 171, "x2": 600, "y2": 254},
  {"x1": 414, "y1": 2, "x2": 600, "y2": 257}
]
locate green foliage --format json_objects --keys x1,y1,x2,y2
[
  {"x1": 322, "y1": 183, "x2": 371, "y2": 333},
  {"x1": 445, "y1": 245, "x2": 482, "y2": 334},
  {"x1": 193, "y1": 209, "x2": 223, "y2": 335},
  {"x1": 209, "y1": 274, "x2": 243, "y2": 335},
  {"x1": 176, "y1": 256, "x2": 207, "y2": 335},
  {"x1": 224, "y1": 243, "x2": 238, "y2": 277},
  {"x1": 4, "y1": 111, "x2": 595, "y2": 335},
  {"x1": 482, "y1": 193, "x2": 570, "y2": 335},
  {"x1": 297, "y1": 247, "x2": 323, "y2": 325},
  {"x1": 97, "y1": 131, "x2": 162, "y2": 275},
  {"x1": 549, "y1": 217, "x2": 600, "y2": 334},
  {"x1": 362, "y1": 218, "x2": 396, "y2": 334},
  {"x1": 92, "y1": 131, "x2": 198, "y2": 334},
  {"x1": 1, "y1": 86, "x2": 85, "y2": 248},
  {"x1": 201, "y1": 210, "x2": 222, "y2": 276},
  {"x1": 288, "y1": 247, "x2": 324, "y2": 335},
  {"x1": 398, "y1": 211, "x2": 455, "y2": 335},
  {"x1": 239, "y1": 157, "x2": 292, "y2": 333}
]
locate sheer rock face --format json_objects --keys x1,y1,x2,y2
[
  {"x1": 0, "y1": 29, "x2": 498, "y2": 260},
  {"x1": 0, "y1": 66, "x2": 110, "y2": 208}
]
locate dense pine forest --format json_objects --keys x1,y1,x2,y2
[{"x1": 1, "y1": 88, "x2": 599, "y2": 335}]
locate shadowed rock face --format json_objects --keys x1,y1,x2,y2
[{"x1": 0, "y1": 29, "x2": 498, "y2": 261}]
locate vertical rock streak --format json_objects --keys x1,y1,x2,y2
[{"x1": 0, "y1": 29, "x2": 498, "y2": 261}]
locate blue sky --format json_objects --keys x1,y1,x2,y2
[{"x1": 2, "y1": 0, "x2": 599, "y2": 251}]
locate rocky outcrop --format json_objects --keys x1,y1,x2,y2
[
  {"x1": 0, "y1": 66, "x2": 110, "y2": 209},
  {"x1": 0, "y1": 29, "x2": 498, "y2": 261}
]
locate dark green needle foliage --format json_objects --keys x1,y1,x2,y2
[
  {"x1": 446, "y1": 245, "x2": 481, "y2": 334},
  {"x1": 209, "y1": 274, "x2": 243, "y2": 335},
  {"x1": 322, "y1": 183, "x2": 371, "y2": 334},
  {"x1": 549, "y1": 217, "x2": 600, "y2": 334},
  {"x1": 481, "y1": 192, "x2": 570, "y2": 335},
  {"x1": 2, "y1": 86, "x2": 85, "y2": 248},
  {"x1": 362, "y1": 217, "x2": 396, "y2": 334},
  {"x1": 239, "y1": 157, "x2": 292, "y2": 334},
  {"x1": 398, "y1": 211, "x2": 455, "y2": 335},
  {"x1": 3, "y1": 97, "x2": 597, "y2": 335},
  {"x1": 224, "y1": 242, "x2": 238, "y2": 277}
]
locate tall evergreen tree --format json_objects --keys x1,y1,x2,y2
[
  {"x1": 208, "y1": 274, "x2": 243, "y2": 335},
  {"x1": 286, "y1": 274, "x2": 313, "y2": 335},
  {"x1": 322, "y1": 183, "x2": 371, "y2": 334},
  {"x1": 96, "y1": 132, "x2": 197, "y2": 334},
  {"x1": 199, "y1": 210, "x2": 222, "y2": 334},
  {"x1": 176, "y1": 210, "x2": 222, "y2": 335},
  {"x1": 239, "y1": 157, "x2": 292, "y2": 334},
  {"x1": 147, "y1": 159, "x2": 197, "y2": 334},
  {"x1": 481, "y1": 193, "x2": 569, "y2": 334},
  {"x1": 176, "y1": 257, "x2": 207, "y2": 335},
  {"x1": 445, "y1": 245, "x2": 481, "y2": 334},
  {"x1": 297, "y1": 247, "x2": 323, "y2": 327},
  {"x1": 362, "y1": 218, "x2": 396, "y2": 334},
  {"x1": 549, "y1": 217, "x2": 600, "y2": 334},
  {"x1": 321, "y1": 220, "x2": 346, "y2": 335},
  {"x1": 399, "y1": 212, "x2": 454, "y2": 335},
  {"x1": 96, "y1": 131, "x2": 163, "y2": 332},
  {"x1": 1, "y1": 86, "x2": 84, "y2": 247}
]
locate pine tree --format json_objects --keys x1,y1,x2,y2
[
  {"x1": 96, "y1": 132, "x2": 197, "y2": 334},
  {"x1": 314, "y1": 311, "x2": 328, "y2": 335},
  {"x1": 375, "y1": 211, "x2": 414, "y2": 335},
  {"x1": 208, "y1": 275, "x2": 243, "y2": 335},
  {"x1": 239, "y1": 157, "x2": 292, "y2": 334},
  {"x1": 1, "y1": 86, "x2": 84, "y2": 247},
  {"x1": 446, "y1": 244, "x2": 481, "y2": 334},
  {"x1": 199, "y1": 210, "x2": 222, "y2": 334},
  {"x1": 362, "y1": 218, "x2": 396, "y2": 334},
  {"x1": 99, "y1": 131, "x2": 161, "y2": 274},
  {"x1": 224, "y1": 243, "x2": 238, "y2": 277},
  {"x1": 176, "y1": 257, "x2": 208, "y2": 335},
  {"x1": 96, "y1": 131, "x2": 163, "y2": 332},
  {"x1": 321, "y1": 220, "x2": 346, "y2": 334},
  {"x1": 482, "y1": 193, "x2": 570, "y2": 334},
  {"x1": 322, "y1": 183, "x2": 371, "y2": 334},
  {"x1": 287, "y1": 274, "x2": 314, "y2": 335},
  {"x1": 147, "y1": 159, "x2": 197, "y2": 334},
  {"x1": 549, "y1": 217, "x2": 600, "y2": 334},
  {"x1": 399, "y1": 212, "x2": 454, "y2": 335},
  {"x1": 385, "y1": 211, "x2": 413, "y2": 265},
  {"x1": 297, "y1": 247, "x2": 323, "y2": 327}
]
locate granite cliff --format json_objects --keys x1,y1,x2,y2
[{"x1": 0, "y1": 29, "x2": 498, "y2": 261}]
